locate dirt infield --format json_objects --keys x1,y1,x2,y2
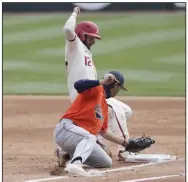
[{"x1": 3, "y1": 96, "x2": 185, "y2": 182}]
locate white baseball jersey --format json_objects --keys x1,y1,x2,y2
[
  {"x1": 65, "y1": 36, "x2": 97, "y2": 102},
  {"x1": 98, "y1": 97, "x2": 131, "y2": 148},
  {"x1": 107, "y1": 98, "x2": 130, "y2": 139}
]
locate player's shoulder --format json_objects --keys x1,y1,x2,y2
[
  {"x1": 92, "y1": 85, "x2": 103, "y2": 91},
  {"x1": 84, "y1": 85, "x2": 102, "y2": 92},
  {"x1": 66, "y1": 36, "x2": 87, "y2": 53},
  {"x1": 91, "y1": 85, "x2": 105, "y2": 97},
  {"x1": 82, "y1": 85, "x2": 103, "y2": 97}
]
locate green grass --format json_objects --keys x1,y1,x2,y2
[{"x1": 3, "y1": 12, "x2": 185, "y2": 96}]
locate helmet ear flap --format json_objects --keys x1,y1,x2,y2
[
  {"x1": 76, "y1": 30, "x2": 86, "y2": 42},
  {"x1": 83, "y1": 33, "x2": 87, "y2": 41}
]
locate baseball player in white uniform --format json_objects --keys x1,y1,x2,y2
[{"x1": 55, "y1": 7, "x2": 132, "y2": 167}]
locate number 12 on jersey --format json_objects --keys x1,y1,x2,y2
[{"x1": 85, "y1": 56, "x2": 92, "y2": 67}]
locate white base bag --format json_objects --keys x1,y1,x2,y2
[{"x1": 118, "y1": 150, "x2": 177, "y2": 163}]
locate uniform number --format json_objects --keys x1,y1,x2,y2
[{"x1": 85, "y1": 56, "x2": 92, "y2": 67}]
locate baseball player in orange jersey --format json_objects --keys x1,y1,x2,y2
[
  {"x1": 54, "y1": 72, "x2": 129, "y2": 176},
  {"x1": 55, "y1": 7, "x2": 132, "y2": 165}
]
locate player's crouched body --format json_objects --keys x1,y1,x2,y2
[{"x1": 54, "y1": 72, "x2": 129, "y2": 177}]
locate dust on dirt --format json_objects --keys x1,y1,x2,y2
[{"x1": 3, "y1": 96, "x2": 185, "y2": 182}]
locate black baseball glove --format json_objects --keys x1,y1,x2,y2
[{"x1": 125, "y1": 134, "x2": 155, "y2": 153}]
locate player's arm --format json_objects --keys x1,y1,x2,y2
[
  {"x1": 74, "y1": 74, "x2": 116, "y2": 93},
  {"x1": 74, "y1": 79, "x2": 100, "y2": 93},
  {"x1": 100, "y1": 130, "x2": 129, "y2": 148},
  {"x1": 100, "y1": 113, "x2": 129, "y2": 148},
  {"x1": 63, "y1": 7, "x2": 80, "y2": 41}
]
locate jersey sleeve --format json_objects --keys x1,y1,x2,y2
[
  {"x1": 63, "y1": 12, "x2": 80, "y2": 56},
  {"x1": 65, "y1": 35, "x2": 79, "y2": 53},
  {"x1": 63, "y1": 12, "x2": 77, "y2": 41}
]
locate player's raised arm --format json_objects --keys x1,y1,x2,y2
[
  {"x1": 74, "y1": 74, "x2": 116, "y2": 93},
  {"x1": 74, "y1": 79, "x2": 100, "y2": 93},
  {"x1": 63, "y1": 7, "x2": 80, "y2": 41}
]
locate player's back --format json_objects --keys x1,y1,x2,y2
[
  {"x1": 62, "y1": 85, "x2": 108, "y2": 135},
  {"x1": 65, "y1": 37, "x2": 97, "y2": 102}
]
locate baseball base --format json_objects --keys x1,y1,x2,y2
[{"x1": 118, "y1": 150, "x2": 177, "y2": 163}]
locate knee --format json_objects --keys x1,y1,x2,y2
[
  {"x1": 104, "y1": 157, "x2": 112, "y2": 168},
  {"x1": 87, "y1": 134, "x2": 97, "y2": 143},
  {"x1": 125, "y1": 106, "x2": 133, "y2": 120},
  {"x1": 94, "y1": 154, "x2": 112, "y2": 168}
]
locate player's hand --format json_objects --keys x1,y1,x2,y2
[
  {"x1": 100, "y1": 73, "x2": 116, "y2": 86},
  {"x1": 73, "y1": 7, "x2": 80, "y2": 18}
]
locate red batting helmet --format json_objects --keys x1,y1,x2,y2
[{"x1": 75, "y1": 21, "x2": 101, "y2": 42}]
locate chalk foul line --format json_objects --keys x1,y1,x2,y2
[
  {"x1": 24, "y1": 176, "x2": 68, "y2": 182},
  {"x1": 101, "y1": 158, "x2": 184, "y2": 174},
  {"x1": 119, "y1": 173, "x2": 185, "y2": 182},
  {"x1": 24, "y1": 159, "x2": 184, "y2": 182}
]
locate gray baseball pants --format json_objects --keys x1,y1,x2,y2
[{"x1": 54, "y1": 118, "x2": 112, "y2": 168}]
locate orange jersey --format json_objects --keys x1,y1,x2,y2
[{"x1": 62, "y1": 85, "x2": 108, "y2": 135}]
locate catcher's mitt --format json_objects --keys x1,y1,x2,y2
[{"x1": 125, "y1": 134, "x2": 155, "y2": 153}]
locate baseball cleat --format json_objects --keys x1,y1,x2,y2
[
  {"x1": 54, "y1": 148, "x2": 70, "y2": 167},
  {"x1": 64, "y1": 163, "x2": 90, "y2": 177}
]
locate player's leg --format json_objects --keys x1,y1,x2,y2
[
  {"x1": 54, "y1": 147, "x2": 70, "y2": 167},
  {"x1": 84, "y1": 142, "x2": 112, "y2": 168},
  {"x1": 54, "y1": 118, "x2": 97, "y2": 176},
  {"x1": 54, "y1": 90, "x2": 77, "y2": 167},
  {"x1": 96, "y1": 137, "x2": 112, "y2": 158},
  {"x1": 54, "y1": 118, "x2": 70, "y2": 167}
]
